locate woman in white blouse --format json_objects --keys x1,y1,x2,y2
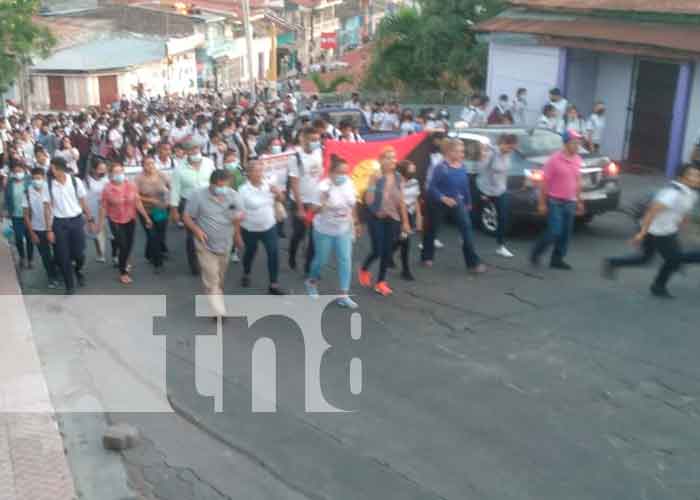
[
  {"x1": 84, "y1": 160, "x2": 114, "y2": 263},
  {"x1": 238, "y1": 160, "x2": 286, "y2": 295},
  {"x1": 54, "y1": 136, "x2": 80, "y2": 175},
  {"x1": 304, "y1": 156, "x2": 359, "y2": 309}
]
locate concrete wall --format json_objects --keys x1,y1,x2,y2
[
  {"x1": 486, "y1": 41, "x2": 560, "y2": 125},
  {"x1": 683, "y1": 61, "x2": 700, "y2": 162},
  {"x1": 565, "y1": 49, "x2": 599, "y2": 117},
  {"x1": 231, "y1": 36, "x2": 272, "y2": 82},
  {"x1": 594, "y1": 53, "x2": 634, "y2": 160},
  {"x1": 30, "y1": 76, "x2": 50, "y2": 110}
]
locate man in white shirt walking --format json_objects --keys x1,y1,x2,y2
[
  {"x1": 43, "y1": 157, "x2": 95, "y2": 295},
  {"x1": 23, "y1": 167, "x2": 59, "y2": 288},
  {"x1": 603, "y1": 163, "x2": 700, "y2": 298},
  {"x1": 548, "y1": 88, "x2": 569, "y2": 133}
]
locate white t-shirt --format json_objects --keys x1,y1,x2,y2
[
  {"x1": 550, "y1": 98, "x2": 568, "y2": 133},
  {"x1": 403, "y1": 178, "x2": 420, "y2": 215},
  {"x1": 379, "y1": 113, "x2": 399, "y2": 132},
  {"x1": 586, "y1": 114, "x2": 606, "y2": 144},
  {"x1": 313, "y1": 179, "x2": 356, "y2": 236},
  {"x1": 108, "y1": 129, "x2": 123, "y2": 150},
  {"x1": 649, "y1": 182, "x2": 698, "y2": 236},
  {"x1": 85, "y1": 176, "x2": 109, "y2": 221},
  {"x1": 43, "y1": 175, "x2": 87, "y2": 218},
  {"x1": 22, "y1": 185, "x2": 48, "y2": 231},
  {"x1": 288, "y1": 148, "x2": 324, "y2": 204},
  {"x1": 239, "y1": 181, "x2": 276, "y2": 232}
]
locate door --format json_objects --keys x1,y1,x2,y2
[
  {"x1": 628, "y1": 60, "x2": 679, "y2": 169},
  {"x1": 98, "y1": 75, "x2": 119, "y2": 109},
  {"x1": 47, "y1": 76, "x2": 66, "y2": 110}
]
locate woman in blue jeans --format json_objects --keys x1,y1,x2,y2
[
  {"x1": 305, "y1": 157, "x2": 359, "y2": 309},
  {"x1": 238, "y1": 161, "x2": 286, "y2": 295}
]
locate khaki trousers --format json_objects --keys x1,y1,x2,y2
[{"x1": 194, "y1": 239, "x2": 230, "y2": 317}]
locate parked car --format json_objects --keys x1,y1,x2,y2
[
  {"x1": 449, "y1": 126, "x2": 622, "y2": 235},
  {"x1": 304, "y1": 107, "x2": 402, "y2": 142}
]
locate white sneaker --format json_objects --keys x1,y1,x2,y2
[
  {"x1": 435, "y1": 239, "x2": 445, "y2": 249},
  {"x1": 496, "y1": 246, "x2": 514, "y2": 258},
  {"x1": 418, "y1": 243, "x2": 423, "y2": 250},
  {"x1": 304, "y1": 279, "x2": 319, "y2": 299},
  {"x1": 96, "y1": 256, "x2": 106, "y2": 263},
  {"x1": 336, "y1": 296, "x2": 359, "y2": 309},
  {"x1": 230, "y1": 249, "x2": 240, "y2": 263}
]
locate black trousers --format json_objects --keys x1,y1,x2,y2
[
  {"x1": 608, "y1": 233, "x2": 690, "y2": 289},
  {"x1": 109, "y1": 219, "x2": 136, "y2": 276},
  {"x1": 53, "y1": 215, "x2": 86, "y2": 291},
  {"x1": 179, "y1": 199, "x2": 199, "y2": 275},
  {"x1": 139, "y1": 214, "x2": 168, "y2": 268},
  {"x1": 362, "y1": 214, "x2": 400, "y2": 283},
  {"x1": 34, "y1": 230, "x2": 57, "y2": 281},
  {"x1": 289, "y1": 206, "x2": 314, "y2": 273}
]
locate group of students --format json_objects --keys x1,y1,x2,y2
[{"x1": 2, "y1": 92, "x2": 700, "y2": 310}]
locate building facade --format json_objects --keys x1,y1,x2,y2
[{"x1": 477, "y1": 0, "x2": 700, "y2": 175}]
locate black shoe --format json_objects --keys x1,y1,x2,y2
[
  {"x1": 241, "y1": 275, "x2": 251, "y2": 288},
  {"x1": 27, "y1": 261, "x2": 34, "y2": 270},
  {"x1": 400, "y1": 270, "x2": 415, "y2": 281},
  {"x1": 154, "y1": 265, "x2": 163, "y2": 275},
  {"x1": 650, "y1": 285, "x2": 674, "y2": 299},
  {"x1": 601, "y1": 260, "x2": 617, "y2": 280},
  {"x1": 288, "y1": 257, "x2": 297, "y2": 271},
  {"x1": 529, "y1": 253, "x2": 540, "y2": 268},
  {"x1": 387, "y1": 259, "x2": 396, "y2": 269},
  {"x1": 268, "y1": 286, "x2": 286, "y2": 296},
  {"x1": 65, "y1": 288, "x2": 75, "y2": 296},
  {"x1": 550, "y1": 260, "x2": 573, "y2": 271},
  {"x1": 76, "y1": 272, "x2": 86, "y2": 287}
]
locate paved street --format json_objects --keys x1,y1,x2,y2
[{"x1": 16, "y1": 174, "x2": 700, "y2": 500}]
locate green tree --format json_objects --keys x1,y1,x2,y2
[
  {"x1": 0, "y1": 0, "x2": 56, "y2": 94},
  {"x1": 363, "y1": 0, "x2": 504, "y2": 93},
  {"x1": 309, "y1": 73, "x2": 354, "y2": 94}
]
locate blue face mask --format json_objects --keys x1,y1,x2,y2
[
  {"x1": 113, "y1": 173, "x2": 125, "y2": 184},
  {"x1": 271, "y1": 145, "x2": 282, "y2": 155},
  {"x1": 32, "y1": 179, "x2": 44, "y2": 189},
  {"x1": 213, "y1": 186, "x2": 228, "y2": 196},
  {"x1": 310, "y1": 141, "x2": 321, "y2": 151},
  {"x1": 189, "y1": 154, "x2": 202, "y2": 163},
  {"x1": 225, "y1": 161, "x2": 240, "y2": 170},
  {"x1": 333, "y1": 175, "x2": 348, "y2": 186}
]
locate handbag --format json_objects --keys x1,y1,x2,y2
[
  {"x1": 274, "y1": 200, "x2": 287, "y2": 223},
  {"x1": 150, "y1": 206, "x2": 169, "y2": 223}
]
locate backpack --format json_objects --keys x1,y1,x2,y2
[
  {"x1": 627, "y1": 182, "x2": 683, "y2": 223},
  {"x1": 47, "y1": 173, "x2": 79, "y2": 205}
]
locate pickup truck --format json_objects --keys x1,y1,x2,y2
[{"x1": 306, "y1": 107, "x2": 401, "y2": 142}]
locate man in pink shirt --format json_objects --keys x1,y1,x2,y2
[{"x1": 530, "y1": 130, "x2": 584, "y2": 269}]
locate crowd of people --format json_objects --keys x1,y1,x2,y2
[{"x1": 1, "y1": 88, "x2": 699, "y2": 314}]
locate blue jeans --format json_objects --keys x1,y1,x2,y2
[
  {"x1": 309, "y1": 230, "x2": 353, "y2": 292},
  {"x1": 421, "y1": 201, "x2": 480, "y2": 268},
  {"x1": 242, "y1": 227, "x2": 279, "y2": 284},
  {"x1": 531, "y1": 199, "x2": 576, "y2": 263},
  {"x1": 12, "y1": 217, "x2": 34, "y2": 261}
]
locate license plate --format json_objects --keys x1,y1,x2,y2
[{"x1": 581, "y1": 190, "x2": 607, "y2": 200}]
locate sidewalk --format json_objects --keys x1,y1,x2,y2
[{"x1": 0, "y1": 241, "x2": 76, "y2": 500}]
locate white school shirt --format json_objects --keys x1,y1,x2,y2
[
  {"x1": 550, "y1": 98, "x2": 569, "y2": 133},
  {"x1": 238, "y1": 181, "x2": 276, "y2": 232},
  {"x1": 43, "y1": 175, "x2": 87, "y2": 218},
  {"x1": 313, "y1": 178, "x2": 356, "y2": 237},
  {"x1": 586, "y1": 114, "x2": 606, "y2": 144},
  {"x1": 288, "y1": 148, "x2": 324, "y2": 204},
  {"x1": 85, "y1": 176, "x2": 109, "y2": 223},
  {"x1": 22, "y1": 185, "x2": 48, "y2": 231},
  {"x1": 649, "y1": 182, "x2": 698, "y2": 237}
]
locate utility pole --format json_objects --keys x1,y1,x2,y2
[{"x1": 242, "y1": 0, "x2": 257, "y2": 104}]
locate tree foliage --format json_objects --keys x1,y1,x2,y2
[
  {"x1": 0, "y1": 0, "x2": 56, "y2": 93},
  {"x1": 309, "y1": 73, "x2": 354, "y2": 94},
  {"x1": 362, "y1": 0, "x2": 504, "y2": 93}
]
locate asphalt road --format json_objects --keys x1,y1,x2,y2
[{"x1": 17, "y1": 177, "x2": 700, "y2": 500}]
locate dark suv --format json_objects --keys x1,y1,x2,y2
[{"x1": 450, "y1": 127, "x2": 622, "y2": 235}]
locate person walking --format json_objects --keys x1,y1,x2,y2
[
  {"x1": 393, "y1": 160, "x2": 421, "y2": 281},
  {"x1": 304, "y1": 156, "x2": 359, "y2": 308},
  {"x1": 84, "y1": 160, "x2": 114, "y2": 264},
  {"x1": 183, "y1": 169, "x2": 245, "y2": 317},
  {"x1": 288, "y1": 126, "x2": 323, "y2": 273},
  {"x1": 359, "y1": 147, "x2": 412, "y2": 296},
  {"x1": 477, "y1": 133, "x2": 518, "y2": 258},
  {"x1": 135, "y1": 156, "x2": 170, "y2": 273},
  {"x1": 421, "y1": 139, "x2": 486, "y2": 274},
  {"x1": 238, "y1": 160, "x2": 286, "y2": 295},
  {"x1": 43, "y1": 156, "x2": 94, "y2": 295},
  {"x1": 170, "y1": 143, "x2": 216, "y2": 275},
  {"x1": 530, "y1": 130, "x2": 585, "y2": 270},
  {"x1": 5, "y1": 163, "x2": 33, "y2": 269},
  {"x1": 602, "y1": 163, "x2": 700, "y2": 298},
  {"x1": 512, "y1": 88, "x2": 528, "y2": 125},
  {"x1": 98, "y1": 162, "x2": 152, "y2": 285},
  {"x1": 23, "y1": 167, "x2": 59, "y2": 287},
  {"x1": 586, "y1": 102, "x2": 606, "y2": 154}
]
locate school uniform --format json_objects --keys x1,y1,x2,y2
[{"x1": 22, "y1": 184, "x2": 57, "y2": 283}]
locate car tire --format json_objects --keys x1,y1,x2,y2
[{"x1": 476, "y1": 197, "x2": 511, "y2": 237}]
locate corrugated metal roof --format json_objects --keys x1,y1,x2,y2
[
  {"x1": 32, "y1": 36, "x2": 167, "y2": 72},
  {"x1": 509, "y1": 0, "x2": 700, "y2": 16},
  {"x1": 477, "y1": 15, "x2": 700, "y2": 56}
]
